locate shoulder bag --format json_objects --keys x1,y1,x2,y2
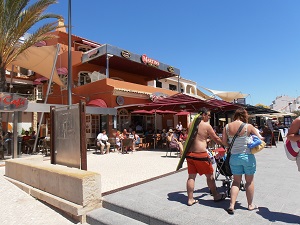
[{"x1": 224, "y1": 123, "x2": 246, "y2": 176}]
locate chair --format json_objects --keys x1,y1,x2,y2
[
  {"x1": 108, "y1": 137, "x2": 118, "y2": 152},
  {"x1": 120, "y1": 139, "x2": 133, "y2": 154},
  {"x1": 145, "y1": 134, "x2": 154, "y2": 149},
  {"x1": 42, "y1": 139, "x2": 51, "y2": 156},
  {"x1": 86, "y1": 138, "x2": 97, "y2": 151},
  {"x1": 23, "y1": 139, "x2": 36, "y2": 154},
  {"x1": 165, "y1": 141, "x2": 179, "y2": 157}
]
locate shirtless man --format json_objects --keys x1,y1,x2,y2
[{"x1": 186, "y1": 107, "x2": 226, "y2": 206}]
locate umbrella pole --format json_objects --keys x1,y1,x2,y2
[{"x1": 154, "y1": 110, "x2": 157, "y2": 149}]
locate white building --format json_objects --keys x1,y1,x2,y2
[
  {"x1": 148, "y1": 76, "x2": 198, "y2": 97},
  {"x1": 270, "y1": 95, "x2": 300, "y2": 112}
]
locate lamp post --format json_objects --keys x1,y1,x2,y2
[
  {"x1": 67, "y1": 0, "x2": 72, "y2": 106},
  {"x1": 106, "y1": 54, "x2": 113, "y2": 78}
]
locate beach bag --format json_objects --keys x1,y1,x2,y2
[
  {"x1": 284, "y1": 139, "x2": 300, "y2": 161},
  {"x1": 247, "y1": 135, "x2": 262, "y2": 149},
  {"x1": 223, "y1": 152, "x2": 232, "y2": 176},
  {"x1": 251, "y1": 140, "x2": 266, "y2": 154}
]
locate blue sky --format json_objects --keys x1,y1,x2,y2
[{"x1": 45, "y1": 0, "x2": 300, "y2": 106}]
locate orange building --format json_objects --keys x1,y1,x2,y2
[{"x1": 35, "y1": 28, "x2": 181, "y2": 138}]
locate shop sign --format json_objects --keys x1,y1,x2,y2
[
  {"x1": 0, "y1": 92, "x2": 28, "y2": 111},
  {"x1": 121, "y1": 50, "x2": 131, "y2": 59},
  {"x1": 167, "y1": 66, "x2": 174, "y2": 73},
  {"x1": 87, "y1": 49, "x2": 99, "y2": 58},
  {"x1": 141, "y1": 54, "x2": 159, "y2": 67}
]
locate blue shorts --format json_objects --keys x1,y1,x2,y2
[{"x1": 230, "y1": 154, "x2": 256, "y2": 175}]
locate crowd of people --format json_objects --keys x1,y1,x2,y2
[{"x1": 96, "y1": 121, "x2": 189, "y2": 155}]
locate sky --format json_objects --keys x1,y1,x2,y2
[{"x1": 41, "y1": 0, "x2": 300, "y2": 107}]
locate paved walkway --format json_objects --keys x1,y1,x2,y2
[
  {"x1": 0, "y1": 149, "x2": 183, "y2": 225},
  {"x1": 1, "y1": 143, "x2": 300, "y2": 224}
]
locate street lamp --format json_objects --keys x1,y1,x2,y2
[
  {"x1": 106, "y1": 54, "x2": 113, "y2": 78},
  {"x1": 67, "y1": 0, "x2": 72, "y2": 105}
]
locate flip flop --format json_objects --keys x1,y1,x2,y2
[
  {"x1": 187, "y1": 199, "x2": 198, "y2": 206},
  {"x1": 214, "y1": 194, "x2": 226, "y2": 202},
  {"x1": 227, "y1": 208, "x2": 234, "y2": 215},
  {"x1": 248, "y1": 204, "x2": 259, "y2": 211}
]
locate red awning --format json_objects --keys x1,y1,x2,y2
[
  {"x1": 87, "y1": 99, "x2": 107, "y2": 108},
  {"x1": 133, "y1": 93, "x2": 239, "y2": 112},
  {"x1": 131, "y1": 109, "x2": 177, "y2": 115},
  {"x1": 131, "y1": 109, "x2": 154, "y2": 114}
]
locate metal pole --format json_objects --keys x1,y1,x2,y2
[
  {"x1": 32, "y1": 45, "x2": 61, "y2": 153},
  {"x1": 177, "y1": 75, "x2": 180, "y2": 93},
  {"x1": 12, "y1": 111, "x2": 18, "y2": 158},
  {"x1": 9, "y1": 65, "x2": 14, "y2": 93},
  {"x1": 67, "y1": 0, "x2": 72, "y2": 106},
  {"x1": 106, "y1": 54, "x2": 109, "y2": 78}
]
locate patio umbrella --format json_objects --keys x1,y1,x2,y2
[
  {"x1": 175, "y1": 111, "x2": 190, "y2": 116},
  {"x1": 87, "y1": 99, "x2": 107, "y2": 108},
  {"x1": 131, "y1": 109, "x2": 154, "y2": 114},
  {"x1": 152, "y1": 109, "x2": 177, "y2": 114}
]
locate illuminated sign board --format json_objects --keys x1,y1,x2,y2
[
  {"x1": 0, "y1": 92, "x2": 28, "y2": 111},
  {"x1": 141, "y1": 54, "x2": 159, "y2": 67}
]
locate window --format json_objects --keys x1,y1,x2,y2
[
  {"x1": 91, "y1": 115, "x2": 100, "y2": 137},
  {"x1": 169, "y1": 84, "x2": 177, "y2": 91},
  {"x1": 35, "y1": 85, "x2": 43, "y2": 100},
  {"x1": 156, "y1": 80, "x2": 162, "y2": 88},
  {"x1": 78, "y1": 72, "x2": 91, "y2": 86}
]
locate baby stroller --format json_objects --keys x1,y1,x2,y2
[{"x1": 214, "y1": 148, "x2": 245, "y2": 197}]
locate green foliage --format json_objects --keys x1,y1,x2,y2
[
  {"x1": 255, "y1": 103, "x2": 270, "y2": 109},
  {"x1": 0, "y1": 0, "x2": 63, "y2": 92}
]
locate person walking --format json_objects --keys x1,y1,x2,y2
[
  {"x1": 222, "y1": 108, "x2": 262, "y2": 214},
  {"x1": 286, "y1": 116, "x2": 300, "y2": 171},
  {"x1": 185, "y1": 107, "x2": 226, "y2": 206}
]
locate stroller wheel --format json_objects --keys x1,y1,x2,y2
[{"x1": 240, "y1": 181, "x2": 245, "y2": 191}]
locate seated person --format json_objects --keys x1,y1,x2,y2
[
  {"x1": 159, "y1": 129, "x2": 168, "y2": 148},
  {"x1": 115, "y1": 131, "x2": 121, "y2": 151},
  {"x1": 120, "y1": 128, "x2": 131, "y2": 153},
  {"x1": 4, "y1": 132, "x2": 12, "y2": 155},
  {"x1": 179, "y1": 128, "x2": 188, "y2": 144},
  {"x1": 96, "y1": 130, "x2": 111, "y2": 154},
  {"x1": 30, "y1": 131, "x2": 37, "y2": 139},
  {"x1": 167, "y1": 129, "x2": 183, "y2": 157},
  {"x1": 22, "y1": 131, "x2": 32, "y2": 153},
  {"x1": 131, "y1": 130, "x2": 140, "y2": 150},
  {"x1": 119, "y1": 128, "x2": 129, "y2": 140}
]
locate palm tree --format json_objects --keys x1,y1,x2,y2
[{"x1": 0, "y1": 0, "x2": 63, "y2": 158}]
